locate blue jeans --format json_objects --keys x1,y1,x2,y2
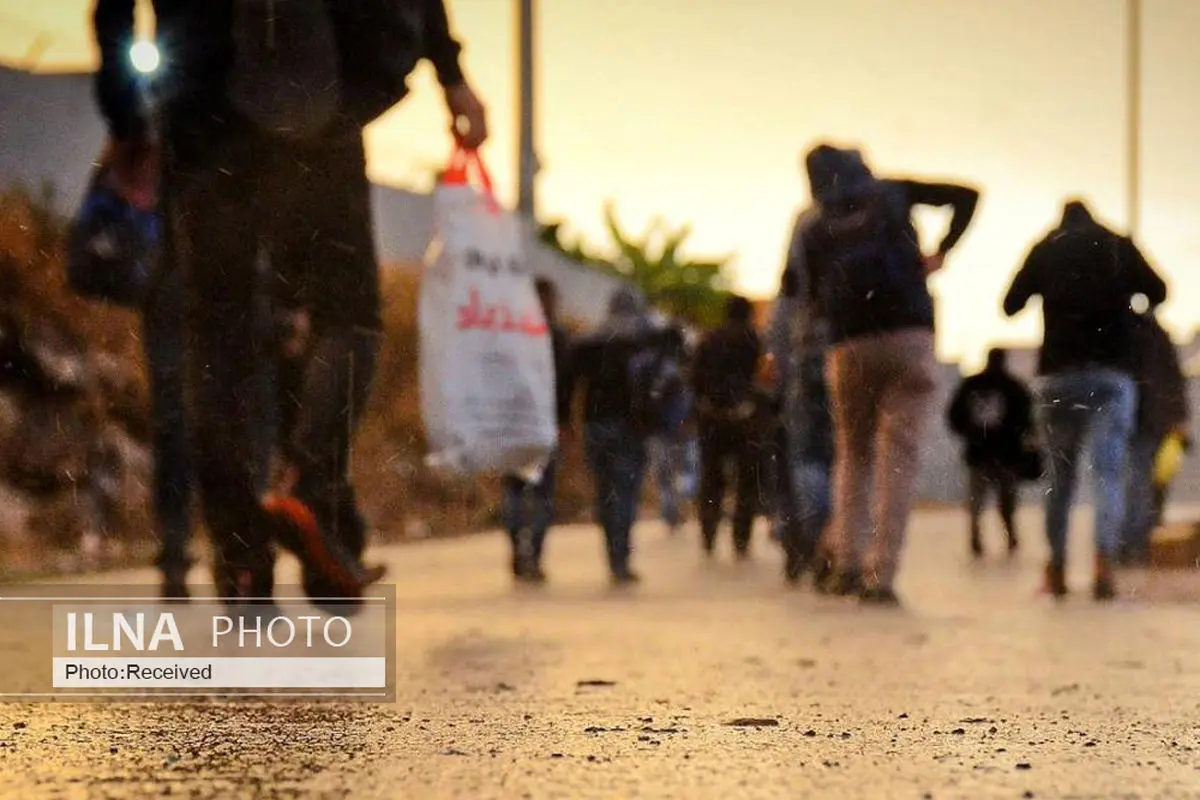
[
  {"x1": 1037, "y1": 369, "x2": 1137, "y2": 566},
  {"x1": 648, "y1": 436, "x2": 685, "y2": 528},
  {"x1": 502, "y1": 452, "x2": 559, "y2": 565},
  {"x1": 586, "y1": 420, "x2": 647, "y2": 576},
  {"x1": 1121, "y1": 431, "x2": 1161, "y2": 560}
]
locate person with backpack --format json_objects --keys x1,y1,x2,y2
[
  {"x1": 94, "y1": 0, "x2": 488, "y2": 609},
  {"x1": 568, "y1": 287, "x2": 673, "y2": 585},
  {"x1": 1004, "y1": 200, "x2": 1167, "y2": 600},
  {"x1": 1119, "y1": 311, "x2": 1189, "y2": 565},
  {"x1": 946, "y1": 348, "x2": 1037, "y2": 558},
  {"x1": 501, "y1": 278, "x2": 571, "y2": 584},
  {"x1": 800, "y1": 144, "x2": 979, "y2": 605},
  {"x1": 691, "y1": 296, "x2": 763, "y2": 559}
]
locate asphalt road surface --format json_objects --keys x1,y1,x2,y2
[{"x1": 2, "y1": 507, "x2": 1200, "y2": 799}]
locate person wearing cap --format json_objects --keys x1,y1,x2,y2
[
  {"x1": 1004, "y1": 199, "x2": 1167, "y2": 599},
  {"x1": 798, "y1": 144, "x2": 979, "y2": 605}
]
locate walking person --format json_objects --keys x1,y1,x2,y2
[
  {"x1": 1004, "y1": 200, "x2": 1167, "y2": 600},
  {"x1": 800, "y1": 144, "x2": 980, "y2": 605},
  {"x1": 947, "y1": 348, "x2": 1036, "y2": 558},
  {"x1": 763, "y1": 271, "x2": 801, "y2": 556},
  {"x1": 645, "y1": 323, "x2": 692, "y2": 534},
  {"x1": 692, "y1": 296, "x2": 763, "y2": 559},
  {"x1": 502, "y1": 279, "x2": 571, "y2": 584},
  {"x1": 94, "y1": 0, "x2": 488, "y2": 607},
  {"x1": 774, "y1": 208, "x2": 837, "y2": 584},
  {"x1": 1119, "y1": 312, "x2": 1189, "y2": 565},
  {"x1": 569, "y1": 288, "x2": 669, "y2": 584}
]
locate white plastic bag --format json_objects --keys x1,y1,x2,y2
[{"x1": 419, "y1": 147, "x2": 557, "y2": 476}]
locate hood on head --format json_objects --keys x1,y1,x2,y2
[
  {"x1": 1060, "y1": 199, "x2": 1095, "y2": 229},
  {"x1": 607, "y1": 285, "x2": 647, "y2": 318},
  {"x1": 805, "y1": 144, "x2": 878, "y2": 208},
  {"x1": 985, "y1": 348, "x2": 1007, "y2": 372}
]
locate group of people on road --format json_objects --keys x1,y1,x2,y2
[
  {"x1": 522, "y1": 144, "x2": 1190, "y2": 609},
  {"x1": 771, "y1": 161, "x2": 1187, "y2": 605},
  {"x1": 90, "y1": 2, "x2": 1189, "y2": 612}
]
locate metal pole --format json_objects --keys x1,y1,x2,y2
[
  {"x1": 1127, "y1": 0, "x2": 1141, "y2": 237},
  {"x1": 516, "y1": 0, "x2": 538, "y2": 218}
]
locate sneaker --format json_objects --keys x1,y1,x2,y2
[
  {"x1": 970, "y1": 534, "x2": 984, "y2": 558},
  {"x1": 859, "y1": 585, "x2": 901, "y2": 607},
  {"x1": 1043, "y1": 562, "x2": 1068, "y2": 598},
  {"x1": 818, "y1": 569, "x2": 863, "y2": 597},
  {"x1": 262, "y1": 491, "x2": 386, "y2": 598},
  {"x1": 514, "y1": 561, "x2": 547, "y2": 585},
  {"x1": 811, "y1": 552, "x2": 834, "y2": 590},
  {"x1": 783, "y1": 551, "x2": 807, "y2": 584},
  {"x1": 611, "y1": 570, "x2": 641, "y2": 587}
]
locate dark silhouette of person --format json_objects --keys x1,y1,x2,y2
[
  {"x1": 947, "y1": 348, "x2": 1035, "y2": 557},
  {"x1": 691, "y1": 295, "x2": 762, "y2": 558},
  {"x1": 1004, "y1": 199, "x2": 1167, "y2": 600}
]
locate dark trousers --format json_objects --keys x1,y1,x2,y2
[
  {"x1": 144, "y1": 262, "x2": 300, "y2": 579},
  {"x1": 502, "y1": 452, "x2": 559, "y2": 568},
  {"x1": 143, "y1": 265, "x2": 192, "y2": 577},
  {"x1": 697, "y1": 418, "x2": 760, "y2": 552},
  {"x1": 967, "y1": 461, "x2": 1019, "y2": 548},
  {"x1": 164, "y1": 110, "x2": 380, "y2": 594},
  {"x1": 585, "y1": 420, "x2": 647, "y2": 576}
]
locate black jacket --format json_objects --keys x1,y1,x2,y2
[
  {"x1": 569, "y1": 328, "x2": 674, "y2": 427},
  {"x1": 947, "y1": 367, "x2": 1033, "y2": 467},
  {"x1": 691, "y1": 322, "x2": 761, "y2": 413},
  {"x1": 1130, "y1": 314, "x2": 1189, "y2": 440},
  {"x1": 1003, "y1": 217, "x2": 1167, "y2": 377},
  {"x1": 93, "y1": 0, "x2": 465, "y2": 141},
  {"x1": 800, "y1": 179, "x2": 978, "y2": 345}
]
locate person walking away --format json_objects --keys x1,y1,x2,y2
[
  {"x1": 502, "y1": 278, "x2": 571, "y2": 583},
  {"x1": 1120, "y1": 311, "x2": 1189, "y2": 565},
  {"x1": 94, "y1": 0, "x2": 488, "y2": 608},
  {"x1": 1004, "y1": 199, "x2": 1166, "y2": 600},
  {"x1": 568, "y1": 288, "x2": 666, "y2": 584},
  {"x1": 801, "y1": 144, "x2": 980, "y2": 605},
  {"x1": 692, "y1": 296, "x2": 762, "y2": 559},
  {"x1": 947, "y1": 348, "x2": 1035, "y2": 557},
  {"x1": 776, "y1": 206, "x2": 837, "y2": 584},
  {"x1": 646, "y1": 323, "x2": 692, "y2": 534},
  {"x1": 763, "y1": 270, "x2": 801, "y2": 556}
]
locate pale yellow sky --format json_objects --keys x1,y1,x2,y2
[{"x1": 3, "y1": 0, "x2": 1198, "y2": 365}]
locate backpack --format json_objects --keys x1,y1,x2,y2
[
  {"x1": 628, "y1": 341, "x2": 689, "y2": 437},
  {"x1": 806, "y1": 187, "x2": 921, "y2": 329},
  {"x1": 228, "y1": 0, "x2": 343, "y2": 139}
]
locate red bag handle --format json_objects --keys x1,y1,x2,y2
[{"x1": 441, "y1": 145, "x2": 498, "y2": 213}]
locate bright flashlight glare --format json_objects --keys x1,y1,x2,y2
[{"x1": 130, "y1": 41, "x2": 161, "y2": 75}]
